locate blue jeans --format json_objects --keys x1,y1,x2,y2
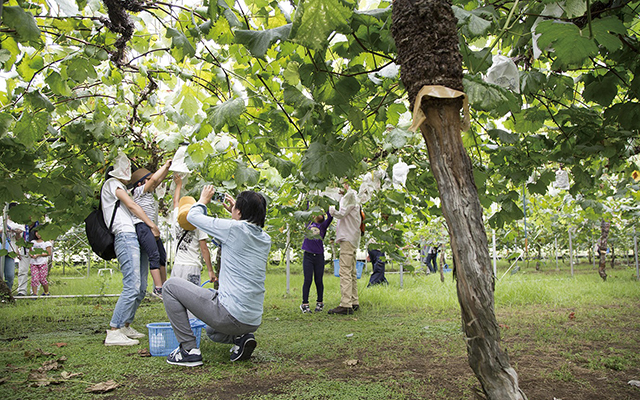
[
  {"x1": 110, "y1": 232, "x2": 149, "y2": 329},
  {"x1": 2, "y1": 256, "x2": 15, "y2": 291}
]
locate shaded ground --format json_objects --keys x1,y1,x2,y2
[{"x1": 102, "y1": 305, "x2": 640, "y2": 400}]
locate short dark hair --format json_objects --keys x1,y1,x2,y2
[{"x1": 235, "y1": 191, "x2": 267, "y2": 227}]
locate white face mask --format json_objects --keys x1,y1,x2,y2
[{"x1": 109, "y1": 149, "x2": 131, "y2": 181}]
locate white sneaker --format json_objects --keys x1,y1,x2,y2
[
  {"x1": 120, "y1": 325, "x2": 146, "y2": 339},
  {"x1": 105, "y1": 329, "x2": 140, "y2": 346}
]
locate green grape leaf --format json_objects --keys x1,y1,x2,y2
[
  {"x1": 582, "y1": 73, "x2": 618, "y2": 107},
  {"x1": 45, "y1": 71, "x2": 73, "y2": 96},
  {"x1": 283, "y1": 62, "x2": 300, "y2": 86},
  {"x1": 464, "y1": 75, "x2": 520, "y2": 116},
  {"x1": 2, "y1": 6, "x2": 41, "y2": 44},
  {"x1": 520, "y1": 70, "x2": 546, "y2": 95},
  {"x1": 283, "y1": 85, "x2": 315, "y2": 110},
  {"x1": 452, "y1": 6, "x2": 493, "y2": 38},
  {"x1": 166, "y1": 28, "x2": 196, "y2": 61},
  {"x1": 562, "y1": 0, "x2": 587, "y2": 18},
  {"x1": 217, "y1": 0, "x2": 241, "y2": 27},
  {"x1": 235, "y1": 160, "x2": 260, "y2": 186},
  {"x1": 187, "y1": 141, "x2": 214, "y2": 163},
  {"x1": 290, "y1": 0, "x2": 353, "y2": 51},
  {"x1": 265, "y1": 153, "x2": 296, "y2": 178},
  {"x1": 302, "y1": 142, "x2": 356, "y2": 181},
  {"x1": 207, "y1": 98, "x2": 246, "y2": 131},
  {"x1": 67, "y1": 57, "x2": 97, "y2": 83},
  {"x1": 16, "y1": 54, "x2": 44, "y2": 81},
  {"x1": 591, "y1": 16, "x2": 626, "y2": 52},
  {"x1": 25, "y1": 91, "x2": 55, "y2": 112},
  {"x1": 536, "y1": 21, "x2": 598, "y2": 68},
  {"x1": 14, "y1": 112, "x2": 50, "y2": 148},
  {"x1": 0, "y1": 112, "x2": 13, "y2": 136},
  {"x1": 235, "y1": 24, "x2": 292, "y2": 59},
  {"x1": 461, "y1": 45, "x2": 492, "y2": 74}
]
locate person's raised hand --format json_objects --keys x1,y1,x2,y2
[
  {"x1": 199, "y1": 185, "x2": 216, "y2": 205},
  {"x1": 223, "y1": 193, "x2": 235, "y2": 213}
]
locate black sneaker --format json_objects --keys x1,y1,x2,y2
[
  {"x1": 230, "y1": 333, "x2": 256, "y2": 362},
  {"x1": 327, "y1": 306, "x2": 354, "y2": 315},
  {"x1": 300, "y1": 304, "x2": 311, "y2": 313},
  {"x1": 166, "y1": 346, "x2": 203, "y2": 367},
  {"x1": 314, "y1": 302, "x2": 324, "y2": 313},
  {"x1": 152, "y1": 287, "x2": 163, "y2": 299}
]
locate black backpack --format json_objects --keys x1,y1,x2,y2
[{"x1": 85, "y1": 195, "x2": 120, "y2": 261}]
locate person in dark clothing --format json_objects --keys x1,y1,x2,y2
[
  {"x1": 426, "y1": 243, "x2": 440, "y2": 273},
  {"x1": 367, "y1": 248, "x2": 388, "y2": 287},
  {"x1": 300, "y1": 210, "x2": 333, "y2": 313}
]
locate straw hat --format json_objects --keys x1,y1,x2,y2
[{"x1": 177, "y1": 196, "x2": 196, "y2": 230}]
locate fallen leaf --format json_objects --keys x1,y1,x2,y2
[
  {"x1": 568, "y1": 312, "x2": 576, "y2": 320},
  {"x1": 6, "y1": 363, "x2": 27, "y2": 372},
  {"x1": 60, "y1": 371, "x2": 84, "y2": 380},
  {"x1": 344, "y1": 359, "x2": 358, "y2": 366},
  {"x1": 28, "y1": 371, "x2": 53, "y2": 387},
  {"x1": 499, "y1": 324, "x2": 510, "y2": 329},
  {"x1": 53, "y1": 342, "x2": 67, "y2": 348},
  {"x1": 58, "y1": 356, "x2": 67, "y2": 362},
  {"x1": 138, "y1": 348, "x2": 151, "y2": 357},
  {"x1": 25, "y1": 348, "x2": 55, "y2": 358},
  {"x1": 38, "y1": 360, "x2": 62, "y2": 372},
  {"x1": 85, "y1": 379, "x2": 119, "y2": 393}
]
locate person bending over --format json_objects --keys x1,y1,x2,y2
[{"x1": 162, "y1": 186, "x2": 271, "y2": 367}]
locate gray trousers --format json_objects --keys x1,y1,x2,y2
[{"x1": 162, "y1": 277, "x2": 259, "y2": 351}]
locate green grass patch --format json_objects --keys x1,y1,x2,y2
[{"x1": 1, "y1": 262, "x2": 639, "y2": 399}]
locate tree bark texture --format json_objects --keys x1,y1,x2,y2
[
  {"x1": 598, "y1": 219, "x2": 611, "y2": 281},
  {"x1": 392, "y1": 0, "x2": 526, "y2": 398}
]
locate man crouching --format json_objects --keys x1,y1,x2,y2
[{"x1": 162, "y1": 186, "x2": 271, "y2": 366}]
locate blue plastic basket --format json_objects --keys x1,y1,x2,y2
[
  {"x1": 333, "y1": 259, "x2": 365, "y2": 279},
  {"x1": 147, "y1": 318, "x2": 206, "y2": 357}
]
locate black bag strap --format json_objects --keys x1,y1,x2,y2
[
  {"x1": 105, "y1": 199, "x2": 120, "y2": 232},
  {"x1": 99, "y1": 180, "x2": 121, "y2": 233}
]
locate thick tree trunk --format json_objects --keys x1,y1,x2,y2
[
  {"x1": 391, "y1": 0, "x2": 525, "y2": 398},
  {"x1": 598, "y1": 219, "x2": 611, "y2": 281}
]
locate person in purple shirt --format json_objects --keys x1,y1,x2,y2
[{"x1": 300, "y1": 210, "x2": 333, "y2": 313}]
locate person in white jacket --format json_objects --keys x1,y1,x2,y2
[{"x1": 327, "y1": 183, "x2": 362, "y2": 315}]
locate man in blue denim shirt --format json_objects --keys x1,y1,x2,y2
[{"x1": 163, "y1": 186, "x2": 271, "y2": 367}]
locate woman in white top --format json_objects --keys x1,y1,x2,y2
[{"x1": 101, "y1": 151, "x2": 161, "y2": 347}]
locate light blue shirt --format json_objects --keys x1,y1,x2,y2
[{"x1": 187, "y1": 203, "x2": 271, "y2": 326}]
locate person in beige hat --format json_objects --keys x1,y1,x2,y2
[{"x1": 128, "y1": 160, "x2": 172, "y2": 299}]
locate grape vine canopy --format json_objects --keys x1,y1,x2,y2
[{"x1": 1, "y1": 0, "x2": 639, "y2": 398}]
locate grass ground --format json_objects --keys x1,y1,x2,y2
[{"x1": 1, "y1": 260, "x2": 639, "y2": 399}]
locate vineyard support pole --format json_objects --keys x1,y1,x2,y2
[
  {"x1": 0, "y1": 203, "x2": 6, "y2": 282},
  {"x1": 634, "y1": 228, "x2": 639, "y2": 281},
  {"x1": 285, "y1": 224, "x2": 290, "y2": 295},
  {"x1": 492, "y1": 229, "x2": 497, "y2": 277},
  {"x1": 555, "y1": 236, "x2": 559, "y2": 271},
  {"x1": 569, "y1": 228, "x2": 574, "y2": 277}
]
